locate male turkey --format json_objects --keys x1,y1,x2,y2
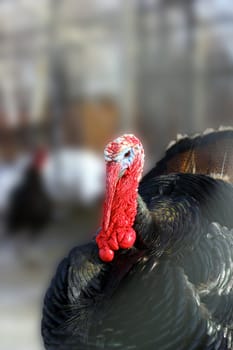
[
  {"x1": 6, "y1": 148, "x2": 52, "y2": 236},
  {"x1": 5, "y1": 147, "x2": 104, "y2": 236},
  {"x1": 42, "y1": 128, "x2": 233, "y2": 350}
]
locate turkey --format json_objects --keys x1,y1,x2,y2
[
  {"x1": 5, "y1": 147, "x2": 105, "y2": 235},
  {"x1": 6, "y1": 148, "x2": 52, "y2": 236},
  {"x1": 0, "y1": 155, "x2": 29, "y2": 217},
  {"x1": 42, "y1": 128, "x2": 233, "y2": 350}
]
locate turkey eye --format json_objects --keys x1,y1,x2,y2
[{"x1": 124, "y1": 151, "x2": 131, "y2": 158}]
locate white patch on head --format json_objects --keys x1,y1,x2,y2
[
  {"x1": 115, "y1": 137, "x2": 122, "y2": 144},
  {"x1": 104, "y1": 134, "x2": 142, "y2": 162},
  {"x1": 114, "y1": 134, "x2": 135, "y2": 145},
  {"x1": 104, "y1": 149, "x2": 112, "y2": 161}
]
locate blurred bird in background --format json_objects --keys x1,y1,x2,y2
[
  {"x1": 6, "y1": 147, "x2": 51, "y2": 237},
  {"x1": 0, "y1": 145, "x2": 104, "y2": 266},
  {"x1": 42, "y1": 148, "x2": 104, "y2": 206},
  {"x1": 42, "y1": 127, "x2": 233, "y2": 350},
  {"x1": 2, "y1": 147, "x2": 104, "y2": 235}
]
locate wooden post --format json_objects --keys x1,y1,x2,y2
[{"x1": 119, "y1": 0, "x2": 137, "y2": 131}]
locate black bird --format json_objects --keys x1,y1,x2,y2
[
  {"x1": 42, "y1": 128, "x2": 233, "y2": 350},
  {"x1": 6, "y1": 148, "x2": 52, "y2": 236}
]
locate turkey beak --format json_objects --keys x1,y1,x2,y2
[{"x1": 103, "y1": 161, "x2": 122, "y2": 231}]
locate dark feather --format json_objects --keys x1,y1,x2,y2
[
  {"x1": 42, "y1": 129, "x2": 233, "y2": 350},
  {"x1": 42, "y1": 174, "x2": 233, "y2": 349},
  {"x1": 143, "y1": 128, "x2": 233, "y2": 183},
  {"x1": 6, "y1": 166, "x2": 52, "y2": 234}
]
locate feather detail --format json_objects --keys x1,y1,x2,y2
[{"x1": 145, "y1": 128, "x2": 233, "y2": 183}]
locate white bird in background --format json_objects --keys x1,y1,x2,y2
[
  {"x1": 0, "y1": 147, "x2": 104, "y2": 265},
  {"x1": 0, "y1": 148, "x2": 104, "y2": 226},
  {"x1": 42, "y1": 148, "x2": 105, "y2": 205}
]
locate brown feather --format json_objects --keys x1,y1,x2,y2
[{"x1": 144, "y1": 127, "x2": 233, "y2": 183}]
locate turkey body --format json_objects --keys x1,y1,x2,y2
[
  {"x1": 42, "y1": 173, "x2": 233, "y2": 350},
  {"x1": 42, "y1": 129, "x2": 233, "y2": 350}
]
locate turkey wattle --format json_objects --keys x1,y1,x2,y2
[
  {"x1": 42, "y1": 128, "x2": 233, "y2": 350},
  {"x1": 96, "y1": 134, "x2": 145, "y2": 262}
]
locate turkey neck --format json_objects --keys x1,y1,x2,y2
[
  {"x1": 97, "y1": 152, "x2": 145, "y2": 261},
  {"x1": 134, "y1": 189, "x2": 203, "y2": 255},
  {"x1": 101, "y1": 162, "x2": 158, "y2": 254},
  {"x1": 102, "y1": 157, "x2": 143, "y2": 236},
  {"x1": 134, "y1": 194, "x2": 155, "y2": 247},
  {"x1": 103, "y1": 168, "x2": 138, "y2": 231}
]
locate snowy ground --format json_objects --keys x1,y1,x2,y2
[{"x1": 0, "y1": 207, "x2": 99, "y2": 350}]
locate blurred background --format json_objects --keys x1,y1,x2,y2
[{"x1": 0, "y1": 0, "x2": 233, "y2": 349}]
